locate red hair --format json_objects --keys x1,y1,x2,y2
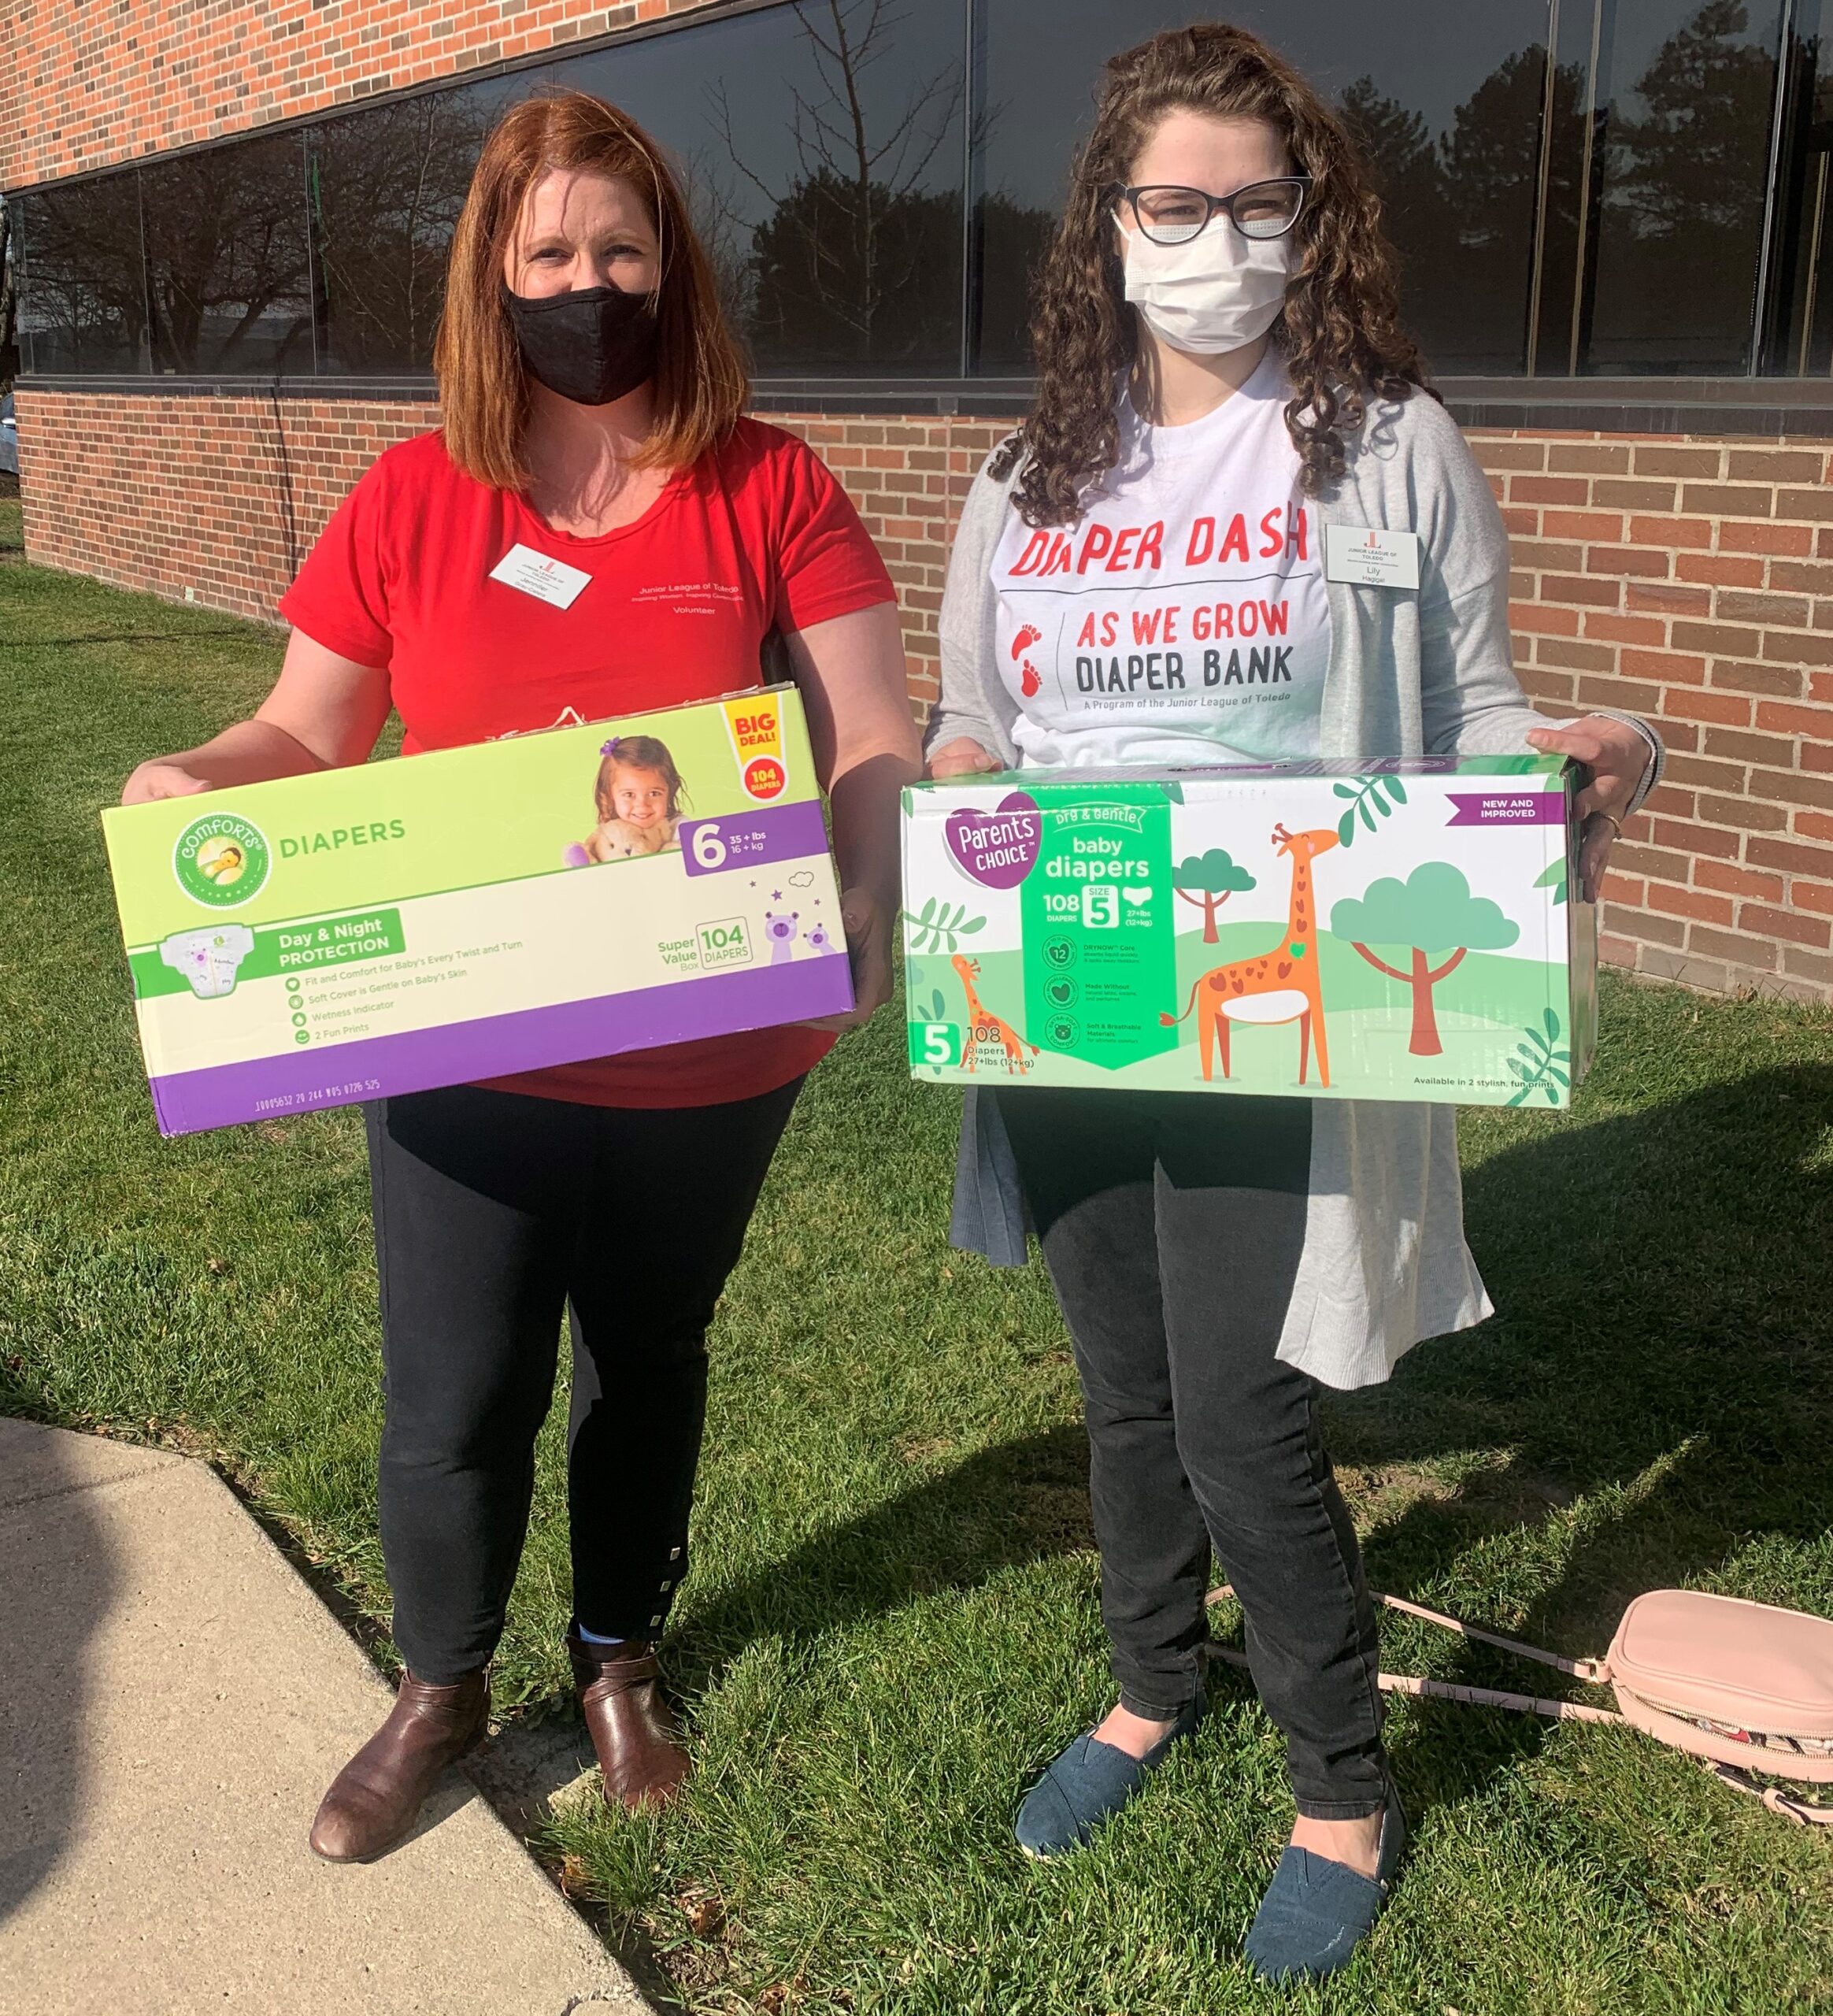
[{"x1": 433, "y1": 90, "x2": 749, "y2": 489}]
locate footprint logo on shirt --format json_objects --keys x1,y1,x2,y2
[{"x1": 1011, "y1": 623, "x2": 1043, "y2": 699}]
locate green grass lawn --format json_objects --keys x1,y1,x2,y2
[{"x1": 4, "y1": 551, "x2": 1833, "y2": 2013}]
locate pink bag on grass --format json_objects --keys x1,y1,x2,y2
[{"x1": 1207, "y1": 1584, "x2": 1833, "y2": 1825}]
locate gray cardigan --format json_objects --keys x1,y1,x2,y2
[{"x1": 926, "y1": 387, "x2": 1660, "y2": 1392}]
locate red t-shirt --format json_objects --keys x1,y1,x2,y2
[{"x1": 277, "y1": 419, "x2": 894, "y2": 1109}]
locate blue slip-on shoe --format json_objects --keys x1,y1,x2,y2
[
  {"x1": 1014, "y1": 1688, "x2": 1206, "y2": 1859},
  {"x1": 1242, "y1": 1781, "x2": 1406, "y2": 1984}
]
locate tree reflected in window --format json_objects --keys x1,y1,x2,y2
[
  {"x1": 141, "y1": 135, "x2": 313, "y2": 375},
  {"x1": 15, "y1": 179, "x2": 148, "y2": 374},
  {"x1": 558, "y1": 0, "x2": 967, "y2": 376},
  {"x1": 1581, "y1": 0, "x2": 1783, "y2": 374},
  {"x1": 10, "y1": 0, "x2": 1831, "y2": 387},
  {"x1": 715, "y1": 1, "x2": 963, "y2": 370},
  {"x1": 309, "y1": 91, "x2": 500, "y2": 375},
  {"x1": 974, "y1": 0, "x2": 1550, "y2": 376}
]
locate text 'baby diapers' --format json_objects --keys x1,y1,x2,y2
[
  {"x1": 901, "y1": 757, "x2": 1596, "y2": 1108},
  {"x1": 102, "y1": 687, "x2": 852, "y2": 1136}
]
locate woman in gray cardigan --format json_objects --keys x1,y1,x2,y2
[{"x1": 925, "y1": 24, "x2": 1660, "y2": 1986}]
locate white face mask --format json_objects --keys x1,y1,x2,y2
[{"x1": 1118, "y1": 213, "x2": 1295, "y2": 356}]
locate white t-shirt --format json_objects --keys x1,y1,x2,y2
[{"x1": 990, "y1": 350, "x2": 1331, "y2": 768}]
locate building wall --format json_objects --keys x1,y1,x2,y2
[
  {"x1": 1477, "y1": 433, "x2": 1833, "y2": 1003},
  {"x1": 10, "y1": 387, "x2": 998, "y2": 718},
  {"x1": 2, "y1": 0, "x2": 722, "y2": 191},
  {"x1": 17, "y1": 387, "x2": 1833, "y2": 1004},
  {"x1": 12, "y1": 0, "x2": 1831, "y2": 1006}
]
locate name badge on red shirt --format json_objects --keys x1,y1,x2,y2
[{"x1": 488, "y1": 542, "x2": 593, "y2": 610}]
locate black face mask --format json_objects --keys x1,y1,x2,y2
[{"x1": 500, "y1": 283, "x2": 660, "y2": 406}]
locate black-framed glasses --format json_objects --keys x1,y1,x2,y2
[{"x1": 1113, "y1": 176, "x2": 1312, "y2": 246}]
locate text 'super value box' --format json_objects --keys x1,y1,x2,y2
[
  {"x1": 902, "y1": 756, "x2": 1595, "y2": 1109},
  {"x1": 104, "y1": 686, "x2": 852, "y2": 1136}
]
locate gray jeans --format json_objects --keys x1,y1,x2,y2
[{"x1": 994, "y1": 1085, "x2": 1387, "y2": 1821}]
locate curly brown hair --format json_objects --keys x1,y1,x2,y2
[{"x1": 994, "y1": 22, "x2": 1436, "y2": 527}]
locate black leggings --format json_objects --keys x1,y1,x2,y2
[
  {"x1": 365, "y1": 1079, "x2": 801, "y2": 1683},
  {"x1": 995, "y1": 1085, "x2": 1387, "y2": 1821}
]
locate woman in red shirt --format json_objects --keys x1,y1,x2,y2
[{"x1": 121, "y1": 91, "x2": 919, "y2": 1861}]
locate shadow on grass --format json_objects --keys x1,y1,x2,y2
[
  {"x1": 657, "y1": 1062, "x2": 1832, "y2": 1828},
  {"x1": 1335, "y1": 1059, "x2": 1833, "y2": 1817},
  {"x1": 0, "y1": 632, "x2": 253, "y2": 647},
  {"x1": 669, "y1": 1422, "x2": 1097, "y2": 1695}
]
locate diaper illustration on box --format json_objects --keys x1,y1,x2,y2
[
  {"x1": 159, "y1": 925, "x2": 256, "y2": 1000},
  {"x1": 901, "y1": 756, "x2": 1597, "y2": 1108},
  {"x1": 1161, "y1": 824, "x2": 1338, "y2": 1086}
]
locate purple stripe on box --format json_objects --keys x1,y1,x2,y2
[
  {"x1": 676, "y1": 799, "x2": 830, "y2": 876},
  {"x1": 147, "y1": 954, "x2": 854, "y2": 1137},
  {"x1": 1446, "y1": 791, "x2": 1565, "y2": 827}
]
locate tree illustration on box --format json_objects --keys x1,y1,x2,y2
[
  {"x1": 1330, "y1": 862, "x2": 1520, "y2": 1056},
  {"x1": 1172, "y1": 848, "x2": 1257, "y2": 943}
]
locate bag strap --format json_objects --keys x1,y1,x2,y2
[
  {"x1": 1202, "y1": 1641, "x2": 1623, "y2": 1725},
  {"x1": 1206, "y1": 1584, "x2": 1612, "y2": 1682},
  {"x1": 1705, "y1": 1765, "x2": 1833, "y2": 1828},
  {"x1": 1204, "y1": 1585, "x2": 1833, "y2": 1828}
]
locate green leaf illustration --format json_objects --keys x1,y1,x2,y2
[
  {"x1": 1534, "y1": 858, "x2": 1570, "y2": 906},
  {"x1": 902, "y1": 902, "x2": 990, "y2": 955},
  {"x1": 1335, "y1": 774, "x2": 1410, "y2": 844},
  {"x1": 1504, "y1": 1012, "x2": 1571, "y2": 1106}
]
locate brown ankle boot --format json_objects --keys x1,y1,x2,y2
[
  {"x1": 309, "y1": 1668, "x2": 490, "y2": 1862},
  {"x1": 567, "y1": 1632, "x2": 690, "y2": 1810}
]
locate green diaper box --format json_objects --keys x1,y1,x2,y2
[
  {"x1": 103, "y1": 686, "x2": 852, "y2": 1136},
  {"x1": 901, "y1": 756, "x2": 1596, "y2": 1108}
]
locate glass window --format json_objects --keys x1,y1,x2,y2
[
  {"x1": 141, "y1": 134, "x2": 314, "y2": 375},
  {"x1": 550, "y1": 0, "x2": 968, "y2": 376},
  {"x1": 308, "y1": 85, "x2": 507, "y2": 376},
  {"x1": 973, "y1": 0, "x2": 1550, "y2": 375},
  {"x1": 1576, "y1": 0, "x2": 1786, "y2": 375},
  {"x1": 13, "y1": 177, "x2": 150, "y2": 375},
  {"x1": 1759, "y1": 1, "x2": 1833, "y2": 374}
]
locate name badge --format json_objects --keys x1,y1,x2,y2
[
  {"x1": 488, "y1": 543, "x2": 592, "y2": 610},
  {"x1": 1324, "y1": 524, "x2": 1420, "y2": 591}
]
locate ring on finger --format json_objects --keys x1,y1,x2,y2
[{"x1": 1585, "y1": 810, "x2": 1623, "y2": 840}]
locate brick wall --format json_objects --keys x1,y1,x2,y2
[
  {"x1": 2, "y1": 0, "x2": 723, "y2": 191},
  {"x1": 17, "y1": 389, "x2": 1833, "y2": 1005},
  {"x1": 11, "y1": 387, "x2": 1009, "y2": 717},
  {"x1": 1473, "y1": 432, "x2": 1833, "y2": 1004}
]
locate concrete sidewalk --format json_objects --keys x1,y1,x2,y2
[{"x1": 0, "y1": 1418, "x2": 649, "y2": 2016}]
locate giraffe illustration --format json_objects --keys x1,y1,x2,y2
[
  {"x1": 1160, "y1": 824, "x2": 1340, "y2": 1087},
  {"x1": 951, "y1": 954, "x2": 1039, "y2": 1074}
]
